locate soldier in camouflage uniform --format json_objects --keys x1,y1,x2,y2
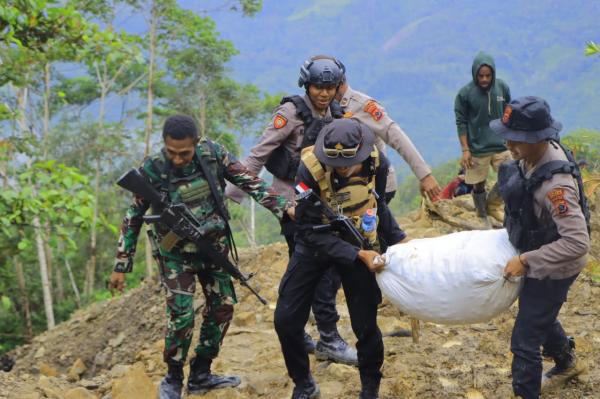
[{"x1": 109, "y1": 115, "x2": 292, "y2": 399}]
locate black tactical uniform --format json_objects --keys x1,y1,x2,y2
[{"x1": 274, "y1": 119, "x2": 405, "y2": 399}]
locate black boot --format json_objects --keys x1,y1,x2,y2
[
  {"x1": 359, "y1": 374, "x2": 380, "y2": 399},
  {"x1": 542, "y1": 337, "x2": 587, "y2": 392},
  {"x1": 187, "y1": 356, "x2": 241, "y2": 395},
  {"x1": 158, "y1": 362, "x2": 183, "y2": 399},
  {"x1": 291, "y1": 374, "x2": 320, "y2": 399},
  {"x1": 303, "y1": 331, "x2": 316, "y2": 354},
  {"x1": 315, "y1": 324, "x2": 358, "y2": 366},
  {"x1": 472, "y1": 190, "x2": 491, "y2": 228}
]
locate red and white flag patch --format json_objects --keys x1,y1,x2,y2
[{"x1": 295, "y1": 182, "x2": 309, "y2": 194}]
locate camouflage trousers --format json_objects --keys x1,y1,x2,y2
[{"x1": 161, "y1": 251, "x2": 237, "y2": 365}]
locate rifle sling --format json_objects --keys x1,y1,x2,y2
[{"x1": 194, "y1": 140, "x2": 239, "y2": 262}]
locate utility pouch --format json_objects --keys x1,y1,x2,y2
[
  {"x1": 160, "y1": 230, "x2": 182, "y2": 252},
  {"x1": 265, "y1": 146, "x2": 299, "y2": 181}
]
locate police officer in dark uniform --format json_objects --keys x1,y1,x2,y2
[
  {"x1": 274, "y1": 118, "x2": 407, "y2": 399},
  {"x1": 493, "y1": 97, "x2": 590, "y2": 399},
  {"x1": 226, "y1": 58, "x2": 358, "y2": 365}
]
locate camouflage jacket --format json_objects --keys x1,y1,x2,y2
[{"x1": 114, "y1": 139, "x2": 290, "y2": 272}]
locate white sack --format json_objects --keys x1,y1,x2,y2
[{"x1": 376, "y1": 229, "x2": 523, "y2": 325}]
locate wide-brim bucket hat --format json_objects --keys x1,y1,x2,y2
[
  {"x1": 489, "y1": 96, "x2": 562, "y2": 143},
  {"x1": 314, "y1": 118, "x2": 375, "y2": 167}
]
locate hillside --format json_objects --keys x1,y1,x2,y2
[
  {"x1": 198, "y1": 0, "x2": 600, "y2": 171},
  {"x1": 1, "y1": 187, "x2": 599, "y2": 399}
]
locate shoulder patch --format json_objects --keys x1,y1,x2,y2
[
  {"x1": 363, "y1": 100, "x2": 384, "y2": 121},
  {"x1": 343, "y1": 111, "x2": 353, "y2": 118},
  {"x1": 547, "y1": 188, "x2": 568, "y2": 215},
  {"x1": 273, "y1": 114, "x2": 287, "y2": 129}
]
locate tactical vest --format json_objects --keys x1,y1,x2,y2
[
  {"x1": 264, "y1": 95, "x2": 343, "y2": 181},
  {"x1": 301, "y1": 146, "x2": 380, "y2": 245},
  {"x1": 150, "y1": 140, "x2": 230, "y2": 254},
  {"x1": 497, "y1": 141, "x2": 591, "y2": 253}
]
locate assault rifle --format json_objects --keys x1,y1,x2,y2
[
  {"x1": 116, "y1": 168, "x2": 267, "y2": 305},
  {"x1": 299, "y1": 188, "x2": 373, "y2": 250}
]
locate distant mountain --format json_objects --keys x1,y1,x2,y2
[{"x1": 188, "y1": 0, "x2": 600, "y2": 177}]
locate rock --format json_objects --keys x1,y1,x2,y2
[
  {"x1": 79, "y1": 378, "x2": 101, "y2": 389},
  {"x1": 442, "y1": 340, "x2": 462, "y2": 349},
  {"x1": 38, "y1": 362, "x2": 60, "y2": 377},
  {"x1": 15, "y1": 393, "x2": 41, "y2": 399},
  {"x1": 438, "y1": 377, "x2": 458, "y2": 390},
  {"x1": 465, "y1": 388, "x2": 485, "y2": 399},
  {"x1": 146, "y1": 359, "x2": 157, "y2": 373},
  {"x1": 326, "y1": 363, "x2": 356, "y2": 379},
  {"x1": 109, "y1": 364, "x2": 131, "y2": 379},
  {"x1": 64, "y1": 387, "x2": 96, "y2": 399},
  {"x1": 67, "y1": 358, "x2": 87, "y2": 382},
  {"x1": 108, "y1": 332, "x2": 125, "y2": 348},
  {"x1": 377, "y1": 316, "x2": 411, "y2": 336},
  {"x1": 135, "y1": 348, "x2": 153, "y2": 361},
  {"x1": 37, "y1": 376, "x2": 62, "y2": 399},
  {"x1": 94, "y1": 352, "x2": 109, "y2": 366},
  {"x1": 33, "y1": 346, "x2": 46, "y2": 359},
  {"x1": 111, "y1": 364, "x2": 155, "y2": 399},
  {"x1": 234, "y1": 311, "x2": 256, "y2": 327}
]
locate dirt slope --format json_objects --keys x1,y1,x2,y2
[{"x1": 1, "y1": 191, "x2": 599, "y2": 399}]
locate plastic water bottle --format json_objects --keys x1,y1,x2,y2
[
  {"x1": 361, "y1": 208, "x2": 377, "y2": 232},
  {"x1": 361, "y1": 208, "x2": 377, "y2": 244}
]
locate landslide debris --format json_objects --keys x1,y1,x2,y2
[{"x1": 2, "y1": 189, "x2": 599, "y2": 399}]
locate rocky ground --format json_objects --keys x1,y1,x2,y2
[{"x1": 1, "y1": 187, "x2": 599, "y2": 399}]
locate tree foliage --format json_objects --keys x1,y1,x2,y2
[{"x1": 0, "y1": 0, "x2": 272, "y2": 354}]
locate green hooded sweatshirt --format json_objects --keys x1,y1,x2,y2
[{"x1": 454, "y1": 51, "x2": 511, "y2": 156}]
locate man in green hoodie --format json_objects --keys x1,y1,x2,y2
[{"x1": 454, "y1": 51, "x2": 511, "y2": 224}]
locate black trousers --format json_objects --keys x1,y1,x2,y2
[
  {"x1": 511, "y1": 274, "x2": 578, "y2": 399},
  {"x1": 284, "y1": 233, "x2": 341, "y2": 329},
  {"x1": 274, "y1": 246, "x2": 383, "y2": 384}
]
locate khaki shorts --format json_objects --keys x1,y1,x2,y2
[{"x1": 465, "y1": 150, "x2": 512, "y2": 185}]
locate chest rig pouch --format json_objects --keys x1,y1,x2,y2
[
  {"x1": 497, "y1": 141, "x2": 590, "y2": 252},
  {"x1": 301, "y1": 146, "x2": 380, "y2": 246},
  {"x1": 153, "y1": 141, "x2": 233, "y2": 255},
  {"x1": 265, "y1": 95, "x2": 343, "y2": 181}
]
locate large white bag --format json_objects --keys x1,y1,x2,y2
[{"x1": 376, "y1": 229, "x2": 523, "y2": 325}]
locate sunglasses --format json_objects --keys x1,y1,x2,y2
[{"x1": 322, "y1": 137, "x2": 362, "y2": 158}]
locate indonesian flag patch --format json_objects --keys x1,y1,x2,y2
[
  {"x1": 273, "y1": 114, "x2": 287, "y2": 129},
  {"x1": 295, "y1": 182, "x2": 311, "y2": 200},
  {"x1": 363, "y1": 100, "x2": 383, "y2": 121},
  {"x1": 295, "y1": 182, "x2": 309, "y2": 194}
]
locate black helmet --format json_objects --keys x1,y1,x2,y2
[{"x1": 298, "y1": 57, "x2": 344, "y2": 88}]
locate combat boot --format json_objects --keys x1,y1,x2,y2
[
  {"x1": 472, "y1": 191, "x2": 491, "y2": 229},
  {"x1": 359, "y1": 374, "x2": 380, "y2": 399},
  {"x1": 303, "y1": 331, "x2": 316, "y2": 354},
  {"x1": 187, "y1": 356, "x2": 241, "y2": 395},
  {"x1": 542, "y1": 337, "x2": 587, "y2": 392},
  {"x1": 291, "y1": 374, "x2": 320, "y2": 399},
  {"x1": 158, "y1": 362, "x2": 183, "y2": 399},
  {"x1": 486, "y1": 183, "x2": 504, "y2": 222},
  {"x1": 315, "y1": 325, "x2": 358, "y2": 366}
]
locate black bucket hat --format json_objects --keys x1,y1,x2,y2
[
  {"x1": 489, "y1": 96, "x2": 562, "y2": 143},
  {"x1": 314, "y1": 119, "x2": 375, "y2": 167}
]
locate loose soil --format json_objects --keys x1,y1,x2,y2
[{"x1": 1, "y1": 190, "x2": 599, "y2": 399}]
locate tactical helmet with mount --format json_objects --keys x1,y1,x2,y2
[{"x1": 298, "y1": 57, "x2": 344, "y2": 88}]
